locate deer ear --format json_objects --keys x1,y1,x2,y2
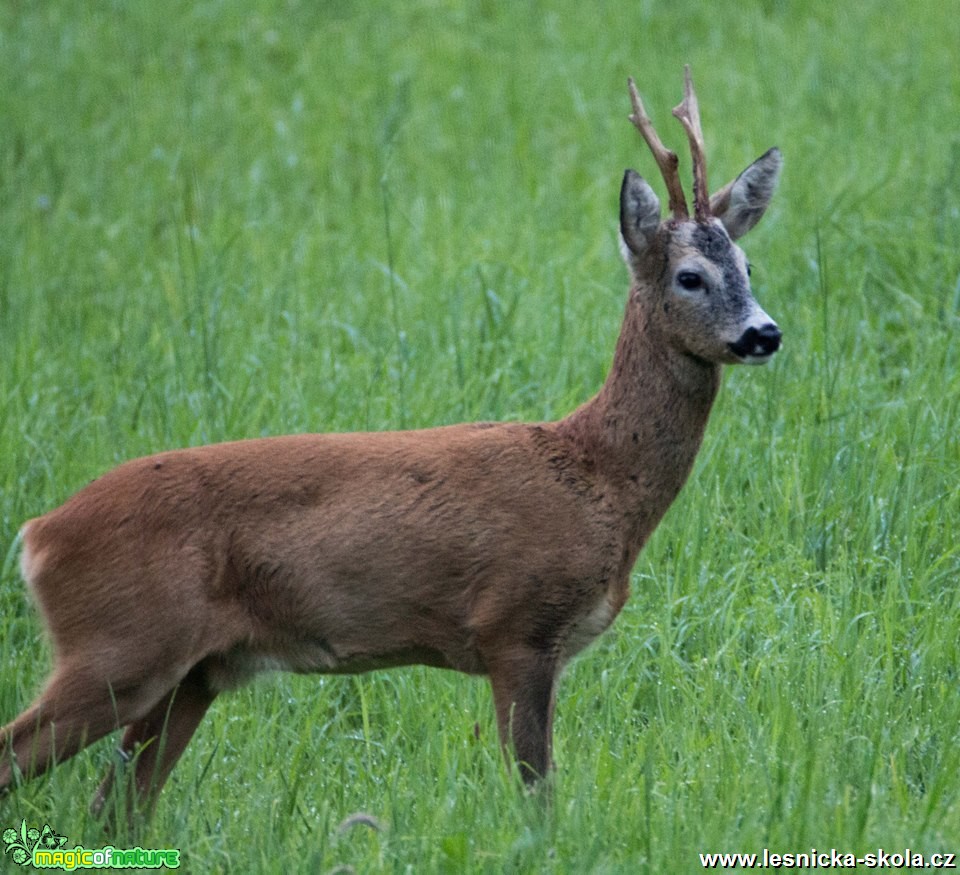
[
  {"x1": 710, "y1": 147, "x2": 782, "y2": 240},
  {"x1": 620, "y1": 170, "x2": 661, "y2": 258}
]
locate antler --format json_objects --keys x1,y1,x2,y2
[
  {"x1": 671, "y1": 65, "x2": 710, "y2": 222},
  {"x1": 627, "y1": 77, "x2": 689, "y2": 220}
]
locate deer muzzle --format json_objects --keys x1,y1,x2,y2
[{"x1": 728, "y1": 322, "x2": 782, "y2": 363}]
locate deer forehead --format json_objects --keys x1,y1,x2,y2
[{"x1": 668, "y1": 221, "x2": 749, "y2": 282}]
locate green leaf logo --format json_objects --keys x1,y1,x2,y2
[{"x1": 2, "y1": 819, "x2": 68, "y2": 867}]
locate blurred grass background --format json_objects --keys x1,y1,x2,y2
[{"x1": 1, "y1": 0, "x2": 958, "y2": 871}]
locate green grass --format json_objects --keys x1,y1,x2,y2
[{"x1": 2, "y1": 0, "x2": 959, "y2": 870}]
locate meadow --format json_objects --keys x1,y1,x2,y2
[{"x1": 1, "y1": 0, "x2": 958, "y2": 871}]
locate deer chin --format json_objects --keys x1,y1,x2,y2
[{"x1": 732, "y1": 348, "x2": 779, "y2": 365}]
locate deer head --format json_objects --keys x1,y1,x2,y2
[{"x1": 619, "y1": 66, "x2": 782, "y2": 365}]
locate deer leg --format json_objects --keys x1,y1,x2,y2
[
  {"x1": 91, "y1": 665, "x2": 216, "y2": 819},
  {"x1": 0, "y1": 665, "x2": 153, "y2": 793},
  {"x1": 487, "y1": 648, "x2": 558, "y2": 784}
]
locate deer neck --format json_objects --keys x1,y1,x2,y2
[{"x1": 557, "y1": 289, "x2": 722, "y2": 544}]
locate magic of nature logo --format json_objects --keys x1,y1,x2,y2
[{"x1": 2, "y1": 819, "x2": 180, "y2": 870}]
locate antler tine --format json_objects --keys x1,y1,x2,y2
[
  {"x1": 671, "y1": 65, "x2": 710, "y2": 222},
  {"x1": 627, "y1": 77, "x2": 689, "y2": 220}
]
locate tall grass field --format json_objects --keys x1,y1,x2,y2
[{"x1": 1, "y1": 1, "x2": 958, "y2": 871}]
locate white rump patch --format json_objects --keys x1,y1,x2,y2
[{"x1": 15, "y1": 523, "x2": 40, "y2": 585}]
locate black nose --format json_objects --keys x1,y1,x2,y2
[{"x1": 730, "y1": 323, "x2": 782, "y2": 359}]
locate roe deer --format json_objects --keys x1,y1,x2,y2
[{"x1": 1, "y1": 67, "x2": 782, "y2": 813}]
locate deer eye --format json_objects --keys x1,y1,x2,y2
[{"x1": 676, "y1": 270, "x2": 705, "y2": 291}]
